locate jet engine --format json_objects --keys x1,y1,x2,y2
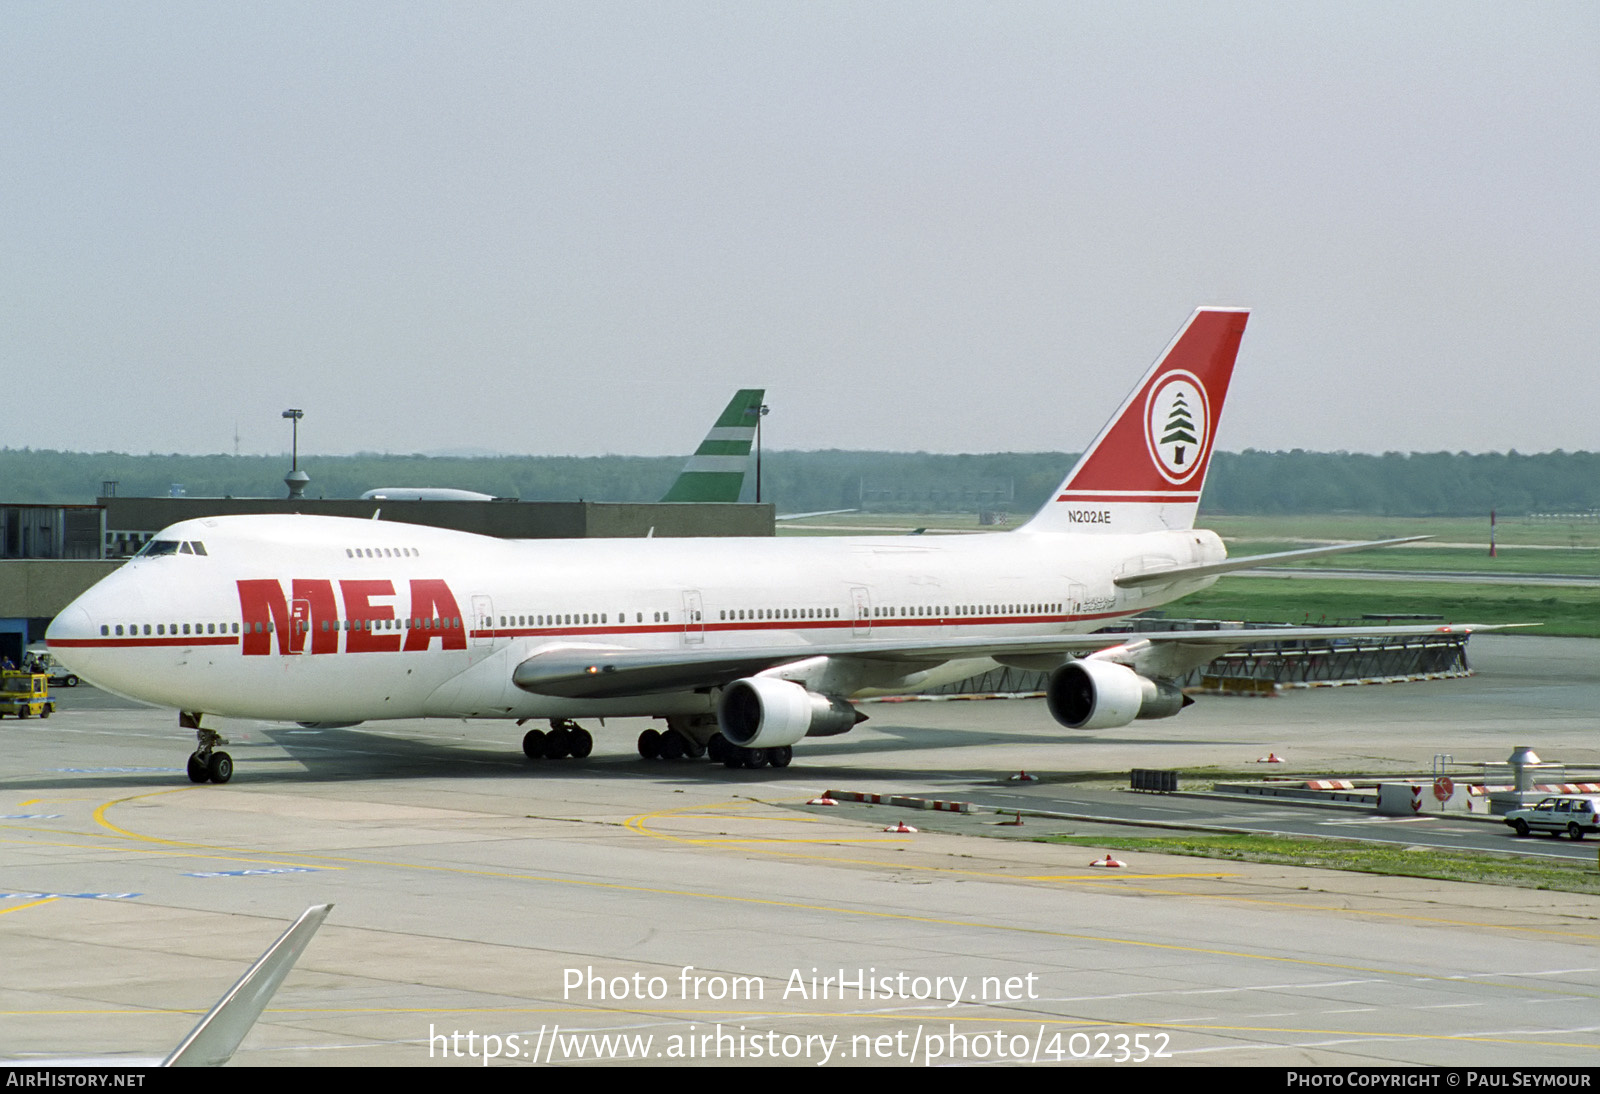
[
  {"x1": 1045, "y1": 659, "x2": 1190, "y2": 730},
  {"x1": 717, "y1": 677, "x2": 865, "y2": 748}
]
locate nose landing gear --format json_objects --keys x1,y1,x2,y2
[{"x1": 181, "y1": 712, "x2": 233, "y2": 784}]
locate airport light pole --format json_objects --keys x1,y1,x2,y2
[
  {"x1": 748, "y1": 402, "x2": 770, "y2": 503},
  {"x1": 283, "y1": 409, "x2": 304, "y2": 470},
  {"x1": 282, "y1": 408, "x2": 308, "y2": 499}
]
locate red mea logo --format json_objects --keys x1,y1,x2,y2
[{"x1": 237, "y1": 578, "x2": 466, "y2": 655}]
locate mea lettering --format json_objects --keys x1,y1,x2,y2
[{"x1": 237, "y1": 578, "x2": 466, "y2": 655}]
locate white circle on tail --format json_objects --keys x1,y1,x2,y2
[{"x1": 1144, "y1": 371, "x2": 1210, "y2": 485}]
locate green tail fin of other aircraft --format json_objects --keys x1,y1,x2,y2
[{"x1": 660, "y1": 389, "x2": 765, "y2": 503}]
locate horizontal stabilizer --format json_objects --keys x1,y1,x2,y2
[{"x1": 1114, "y1": 536, "x2": 1432, "y2": 588}]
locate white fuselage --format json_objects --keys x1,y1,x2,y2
[{"x1": 46, "y1": 514, "x2": 1225, "y2": 724}]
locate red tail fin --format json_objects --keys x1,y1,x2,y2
[{"x1": 1020, "y1": 308, "x2": 1248, "y2": 534}]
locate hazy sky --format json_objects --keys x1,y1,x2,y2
[{"x1": 4, "y1": 2, "x2": 1595, "y2": 459}]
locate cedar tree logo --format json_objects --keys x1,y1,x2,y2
[{"x1": 1144, "y1": 371, "x2": 1209, "y2": 485}]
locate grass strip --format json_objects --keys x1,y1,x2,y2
[
  {"x1": 1177, "y1": 576, "x2": 1598, "y2": 637},
  {"x1": 1044, "y1": 832, "x2": 1600, "y2": 895}
]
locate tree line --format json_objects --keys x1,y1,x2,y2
[{"x1": 1, "y1": 446, "x2": 1594, "y2": 518}]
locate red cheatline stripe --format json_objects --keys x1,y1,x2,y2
[
  {"x1": 1057, "y1": 488, "x2": 1204, "y2": 496},
  {"x1": 1056, "y1": 492, "x2": 1200, "y2": 503},
  {"x1": 49, "y1": 637, "x2": 239, "y2": 648}
]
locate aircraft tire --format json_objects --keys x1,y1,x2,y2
[
  {"x1": 659, "y1": 730, "x2": 686, "y2": 761},
  {"x1": 207, "y1": 752, "x2": 234, "y2": 784},
  {"x1": 770, "y1": 745, "x2": 792, "y2": 768},
  {"x1": 522, "y1": 729, "x2": 547, "y2": 760},
  {"x1": 743, "y1": 749, "x2": 769, "y2": 769},
  {"x1": 187, "y1": 753, "x2": 209, "y2": 783},
  {"x1": 545, "y1": 728, "x2": 571, "y2": 759},
  {"x1": 637, "y1": 728, "x2": 660, "y2": 760},
  {"x1": 707, "y1": 733, "x2": 729, "y2": 763},
  {"x1": 569, "y1": 728, "x2": 593, "y2": 759}
]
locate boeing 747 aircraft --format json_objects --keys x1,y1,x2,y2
[{"x1": 47, "y1": 310, "x2": 1479, "y2": 781}]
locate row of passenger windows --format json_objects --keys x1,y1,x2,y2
[
  {"x1": 720, "y1": 607, "x2": 840, "y2": 621},
  {"x1": 106, "y1": 622, "x2": 236, "y2": 637},
  {"x1": 100, "y1": 617, "x2": 462, "y2": 637},
  {"x1": 872, "y1": 603, "x2": 1061, "y2": 618},
  {"x1": 346, "y1": 546, "x2": 421, "y2": 558},
  {"x1": 297, "y1": 617, "x2": 460, "y2": 632},
  {"x1": 483, "y1": 604, "x2": 1054, "y2": 628},
  {"x1": 496, "y1": 611, "x2": 677, "y2": 627}
]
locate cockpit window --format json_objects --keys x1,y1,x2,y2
[{"x1": 134, "y1": 539, "x2": 206, "y2": 558}]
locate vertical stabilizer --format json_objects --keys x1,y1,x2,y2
[
  {"x1": 1018, "y1": 308, "x2": 1248, "y2": 535},
  {"x1": 660, "y1": 389, "x2": 765, "y2": 502}
]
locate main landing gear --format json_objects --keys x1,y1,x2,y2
[
  {"x1": 519, "y1": 716, "x2": 797, "y2": 771},
  {"x1": 182, "y1": 712, "x2": 233, "y2": 784},
  {"x1": 522, "y1": 719, "x2": 593, "y2": 761},
  {"x1": 637, "y1": 718, "x2": 792, "y2": 770},
  {"x1": 636, "y1": 726, "x2": 703, "y2": 761},
  {"x1": 710, "y1": 733, "x2": 792, "y2": 770}
]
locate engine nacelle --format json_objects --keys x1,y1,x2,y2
[
  {"x1": 1045, "y1": 660, "x2": 1189, "y2": 730},
  {"x1": 717, "y1": 677, "x2": 864, "y2": 748}
]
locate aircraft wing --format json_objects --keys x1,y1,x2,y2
[
  {"x1": 164, "y1": 904, "x2": 333, "y2": 1067},
  {"x1": 511, "y1": 622, "x2": 1505, "y2": 700},
  {"x1": 776, "y1": 509, "x2": 858, "y2": 521},
  {"x1": 1, "y1": 904, "x2": 330, "y2": 1069}
]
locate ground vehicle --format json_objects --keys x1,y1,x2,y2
[
  {"x1": 0, "y1": 671, "x2": 55, "y2": 718},
  {"x1": 27, "y1": 652, "x2": 79, "y2": 687},
  {"x1": 1504, "y1": 795, "x2": 1600, "y2": 840}
]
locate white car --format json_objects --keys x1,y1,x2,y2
[{"x1": 1504, "y1": 795, "x2": 1600, "y2": 840}]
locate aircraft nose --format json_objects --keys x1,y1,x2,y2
[
  {"x1": 47, "y1": 604, "x2": 93, "y2": 646},
  {"x1": 46, "y1": 603, "x2": 100, "y2": 680}
]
